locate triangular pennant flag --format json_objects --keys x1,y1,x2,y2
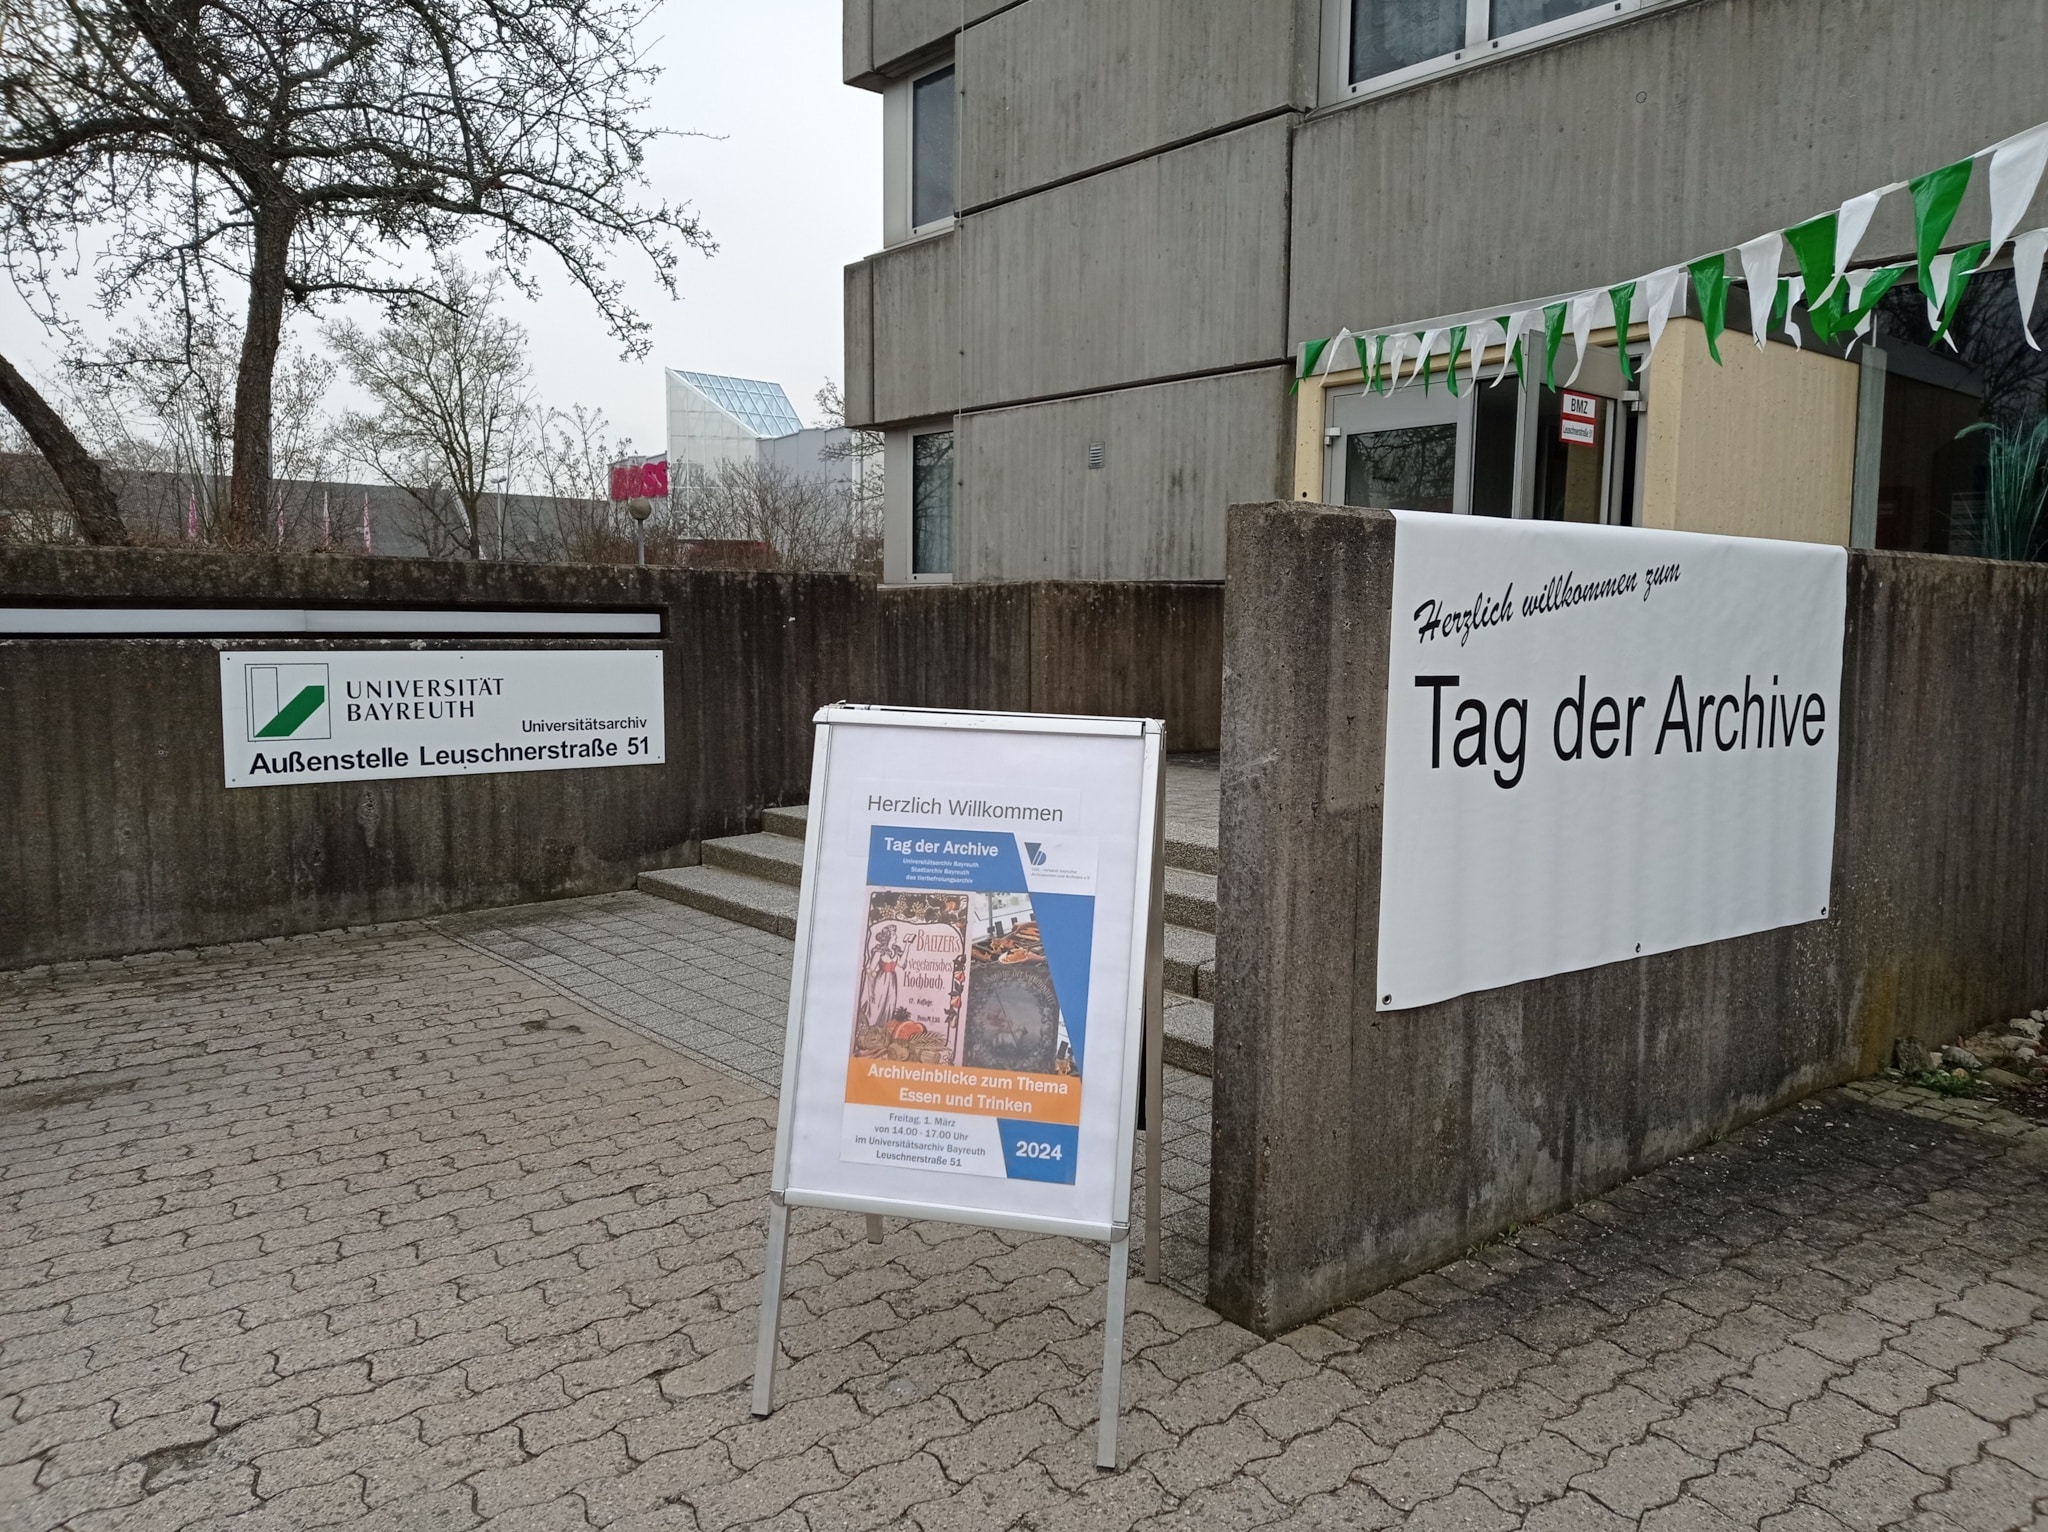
[
  {"x1": 1352, "y1": 333, "x2": 1374, "y2": 378},
  {"x1": 1643, "y1": 267, "x2": 1685, "y2": 369},
  {"x1": 1493, "y1": 312, "x2": 1529, "y2": 386},
  {"x1": 1416, "y1": 330, "x2": 1442, "y2": 393},
  {"x1": 1832, "y1": 186, "x2": 1896, "y2": 288},
  {"x1": 1770, "y1": 278, "x2": 1802, "y2": 349},
  {"x1": 2013, "y1": 228, "x2": 2048, "y2": 349},
  {"x1": 1846, "y1": 264, "x2": 1907, "y2": 330},
  {"x1": 1784, "y1": 214, "x2": 1840, "y2": 310},
  {"x1": 1371, "y1": 334, "x2": 1390, "y2": 393},
  {"x1": 1688, "y1": 253, "x2": 1730, "y2": 364},
  {"x1": 1607, "y1": 281, "x2": 1638, "y2": 384},
  {"x1": 1930, "y1": 240, "x2": 1992, "y2": 346},
  {"x1": 1464, "y1": 320, "x2": 1493, "y2": 395},
  {"x1": 1910, "y1": 158, "x2": 1972, "y2": 307},
  {"x1": 1541, "y1": 303, "x2": 1568, "y2": 390},
  {"x1": 1562, "y1": 291, "x2": 1598, "y2": 386},
  {"x1": 1988, "y1": 124, "x2": 2048, "y2": 256},
  {"x1": 1383, "y1": 333, "x2": 1413, "y2": 391},
  {"x1": 1444, "y1": 325, "x2": 1468, "y2": 397},
  {"x1": 1293, "y1": 337, "x2": 1329, "y2": 394},
  {"x1": 1319, "y1": 328, "x2": 1353, "y2": 377},
  {"x1": 1738, "y1": 232, "x2": 1783, "y2": 348},
  {"x1": 1494, "y1": 312, "x2": 1527, "y2": 386}
]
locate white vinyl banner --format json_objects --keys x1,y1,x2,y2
[
  {"x1": 774, "y1": 708, "x2": 1158, "y2": 1239},
  {"x1": 218, "y1": 649, "x2": 664, "y2": 788},
  {"x1": 1377, "y1": 511, "x2": 1846, "y2": 1010}
]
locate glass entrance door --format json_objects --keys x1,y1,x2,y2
[
  {"x1": 1322, "y1": 382, "x2": 1468, "y2": 513},
  {"x1": 1320, "y1": 340, "x2": 1646, "y2": 522}
]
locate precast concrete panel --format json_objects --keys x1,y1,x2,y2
[
  {"x1": 871, "y1": 0, "x2": 963, "y2": 76},
  {"x1": 868, "y1": 233, "x2": 960, "y2": 427},
  {"x1": 1288, "y1": 0, "x2": 2048, "y2": 344},
  {"x1": 844, "y1": 262, "x2": 877, "y2": 427},
  {"x1": 954, "y1": 366, "x2": 1290, "y2": 581},
  {"x1": 845, "y1": 0, "x2": 875, "y2": 86},
  {"x1": 958, "y1": 0, "x2": 1305, "y2": 208},
  {"x1": 961, "y1": 117, "x2": 1293, "y2": 410}
]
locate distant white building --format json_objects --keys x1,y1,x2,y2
[{"x1": 663, "y1": 370, "x2": 854, "y2": 495}]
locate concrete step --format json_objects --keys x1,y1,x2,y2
[
  {"x1": 753, "y1": 801, "x2": 1220, "y2": 879},
  {"x1": 701, "y1": 831, "x2": 805, "y2": 888},
  {"x1": 761, "y1": 804, "x2": 809, "y2": 840},
  {"x1": 718, "y1": 819, "x2": 1215, "y2": 930},
  {"x1": 1163, "y1": 996, "x2": 1213, "y2": 1077},
  {"x1": 638, "y1": 864, "x2": 798, "y2": 939},
  {"x1": 1164, "y1": 866, "x2": 1217, "y2": 934},
  {"x1": 642, "y1": 857, "x2": 1214, "y2": 1001},
  {"x1": 638, "y1": 859, "x2": 1217, "y2": 1072},
  {"x1": 1163, "y1": 924, "x2": 1216, "y2": 1001}
]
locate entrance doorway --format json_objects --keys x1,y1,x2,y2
[{"x1": 1322, "y1": 343, "x2": 1646, "y2": 524}]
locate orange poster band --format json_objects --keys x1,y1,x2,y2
[{"x1": 844, "y1": 1058, "x2": 1083, "y2": 1126}]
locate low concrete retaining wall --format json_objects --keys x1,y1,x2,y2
[
  {"x1": 0, "y1": 548, "x2": 1221, "y2": 967},
  {"x1": 1209, "y1": 503, "x2": 2048, "y2": 1335}
]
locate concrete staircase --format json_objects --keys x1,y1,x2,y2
[{"x1": 638, "y1": 766, "x2": 1222, "y2": 1075}]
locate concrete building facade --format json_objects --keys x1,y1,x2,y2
[{"x1": 841, "y1": 0, "x2": 2048, "y2": 584}]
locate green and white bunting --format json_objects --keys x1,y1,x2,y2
[{"x1": 1297, "y1": 120, "x2": 2048, "y2": 392}]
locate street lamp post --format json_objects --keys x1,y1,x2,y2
[{"x1": 627, "y1": 497, "x2": 653, "y2": 566}]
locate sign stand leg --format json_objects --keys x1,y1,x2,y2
[
  {"x1": 1143, "y1": 762, "x2": 1167, "y2": 1287},
  {"x1": 865, "y1": 1214, "x2": 884, "y2": 1244},
  {"x1": 1095, "y1": 1230, "x2": 1132, "y2": 1469},
  {"x1": 751, "y1": 1201, "x2": 791, "y2": 1418},
  {"x1": 1144, "y1": 996, "x2": 1163, "y2": 1284}
]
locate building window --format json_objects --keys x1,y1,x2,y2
[
  {"x1": 1865, "y1": 266, "x2": 2048, "y2": 559},
  {"x1": 1350, "y1": 0, "x2": 1464, "y2": 82},
  {"x1": 911, "y1": 65, "x2": 956, "y2": 232},
  {"x1": 1338, "y1": 0, "x2": 1630, "y2": 96},
  {"x1": 911, "y1": 430, "x2": 954, "y2": 575}
]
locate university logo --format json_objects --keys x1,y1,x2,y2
[
  {"x1": 1023, "y1": 842, "x2": 1049, "y2": 867},
  {"x1": 246, "y1": 663, "x2": 331, "y2": 741}
]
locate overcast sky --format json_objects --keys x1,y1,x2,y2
[{"x1": 2, "y1": 0, "x2": 880, "y2": 455}]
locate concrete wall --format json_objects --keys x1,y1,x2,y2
[
  {"x1": 0, "y1": 548, "x2": 1223, "y2": 968},
  {"x1": 1289, "y1": 0, "x2": 2048, "y2": 342},
  {"x1": 1641, "y1": 320, "x2": 1860, "y2": 544},
  {"x1": 958, "y1": 0, "x2": 1305, "y2": 207},
  {"x1": 956, "y1": 368, "x2": 1292, "y2": 580},
  {"x1": 960, "y1": 118, "x2": 1292, "y2": 410},
  {"x1": 1210, "y1": 502, "x2": 2048, "y2": 1335},
  {"x1": 861, "y1": 233, "x2": 961, "y2": 428}
]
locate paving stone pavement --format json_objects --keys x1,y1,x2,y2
[
  {"x1": 438, "y1": 893, "x2": 1214, "y2": 1299},
  {"x1": 4, "y1": 922, "x2": 2048, "y2": 1532}
]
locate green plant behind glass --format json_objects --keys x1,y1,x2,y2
[{"x1": 1958, "y1": 418, "x2": 2048, "y2": 562}]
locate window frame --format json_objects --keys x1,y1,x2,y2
[
  {"x1": 1320, "y1": 0, "x2": 1671, "y2": 106},
  {"x1": 882, "y1": 52, "x2": 958, "y2": 247},
  {"x1": 883, "y1": 420, "x2": 959, "y2": 585}
]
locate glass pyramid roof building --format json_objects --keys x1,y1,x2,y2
[{"x1": 673, "y1": 371, "x2": 806, "y2": 438}]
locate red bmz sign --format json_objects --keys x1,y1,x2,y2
[{"x1": 609, "y1": 457, "x2": 670, "y2": 501}]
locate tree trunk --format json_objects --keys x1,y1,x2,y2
[
  {"x1": 0, "y1": 349, "x2": 128, "y2": 545},
  {"x1": 226, "y1": 206, "x2": 295, "y2": 544}
]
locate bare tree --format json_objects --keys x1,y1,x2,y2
[
  {"x1": 676, "y1": 458, "x2": 862, "y2": 572},
  {"x1": 533, "y1": 403, "x2": 636, "y2": 563},
  {"x1": 328, "y1": 264, "x2": 531, "y2": 560},
  {"x1": 65, "y1": 314, "x2": 336, "y2": 543},
  {"x1": 1, "y1": 0, "x2": 711, "y2": 543},
  {"x1": 814, "y1": 379, "x2": 883, "y2": 569}
]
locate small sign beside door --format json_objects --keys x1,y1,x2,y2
[{"x1": 1560, "y1": 391, "x2": 1599, "y2": 446}]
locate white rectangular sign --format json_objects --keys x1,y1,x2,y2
[
  {"x1": 1377, "y1": 511, "x2": 1846, "y2": 1010},
  {"x1": 217, "y1": 648, "x2": 664, "y2": 788},
  {"x1": 772, "y1": 708, "x2": 1159, "y2": 1240}
]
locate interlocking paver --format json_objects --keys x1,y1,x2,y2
[{"x1": 5, "y1": 912, "x2": 2048, "y2": 1532}]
